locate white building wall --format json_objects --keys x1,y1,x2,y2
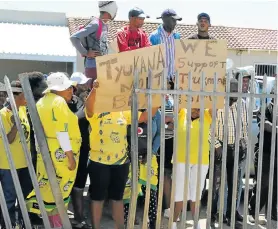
[
  {"x1": 0, "y1": 60, "x2": 73, "y2": 81},
  {"x1": 228, "y1": 50, "x2": 277, "y2": 68}
]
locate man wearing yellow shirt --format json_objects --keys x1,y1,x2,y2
[
  {"x1": 0, "y1": 81, "x2": 31, "y2": 229},
  {"x1": 85, "y1": 80, "x2": 158, "y2": 229},
  {"x1": 172, "y1": 108, "x2": 212, "y2": 229}
]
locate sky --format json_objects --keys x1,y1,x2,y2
[{"x1": 0, "y1": 0, "x2": 277, "y2": 30}]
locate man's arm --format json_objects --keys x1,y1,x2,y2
[
  {"x1": 208, "y1": 131, "x2": 222, "y2": 149},
  {"x1": 241, "y1": 100, "x2": 249, "y2": 139},
  {"x1": 117, "y1": 30, "x2": 136, "y2": 52},
  {"x1": 7, "y1": 124, "x2": 17, "y2": 144},
  {"x1": 142, "y1": 32, "x2": 151, "y2": 47},
  {"x1": 70, "y1": 22, "x2": 98, "y2": 56},
  {"x1": 258, "y1": 103, "x2": 276, "y2": 133}
]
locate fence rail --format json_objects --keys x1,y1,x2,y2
[{"x1": 0, "y1": 69, "x2": 277, "y2": 229}]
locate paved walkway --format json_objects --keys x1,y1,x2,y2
[{"x1": 68, "y1": 192, "x2": 277, "y2": 229}]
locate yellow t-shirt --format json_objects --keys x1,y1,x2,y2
[
  {"x1": 0, "y1": 106, "x2": 30, "y2": 169},
  {"x1": 177, "y1": 109, "x2": 212, "y2": 165},
  {"x1": 87, "y1": 111, "x2": 134, "y2": 165},
  {"x1": 36, "y1": 93, "x2": 82, "y2": 154}
]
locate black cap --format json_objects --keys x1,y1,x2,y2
[
  {"x1": 128, "y1": 7, "x2": 150, "y2": 19},
  {"x1": 197, "y1": 12, "x2": 210, "y2": 23},
  {"x1": 157, "y1": 9, "x2": 182, "y2": 21}
]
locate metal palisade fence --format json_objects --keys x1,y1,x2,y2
[
  {"x1": 127, "y1": 68, "x2": 277, "y2": 229},
  {"x1": 0, "y1": 68, "x2": 277, "y2": 229}
]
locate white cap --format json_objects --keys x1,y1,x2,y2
[
  {"x1": 43, "y1": 72, "x2": 77, "y2": 94},
  {"x1": 70, "y1": 72, "x2": 90, "y2": 85},
  {"x1": 98, "y1": 1, "x2": 118, "y2": 20},
  {"x1": 235, "y1": 66, "x2": 255, "y2": 77}
]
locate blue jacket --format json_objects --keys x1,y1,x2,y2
[
  {"x1": 152, "y1": 110, "x2": 161, "y2": 155},
  {"x1": 149, "y1": 25, "x2": 181, "y2": 46}
]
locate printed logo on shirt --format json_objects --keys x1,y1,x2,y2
[
  {"x1": 55, "y1": 148, "x2": 66, "y2": 162},
  {"x1": 63, "y1": 181, "x2": 73, "y2": 192},
  {"x1": 21, "y1": 122, "x2": 30, "y2": 141},
  {"x1": 128, "y1": 37, "x2": 141, "y2": 48},
  {"x1": 56, "y1": 175, "x2": 62, "y2": 185},
  {"x1": 110, "y1": 131, "x2": 120, "y2": 143},
  {"x1": 117, "y1": 119, "x2": 125, "y2": 125},
  {"x1": 38, "y1": 177, "x2": 48, "y2": 188},
  {"x1": 104, "y1": 119, "x2": 113, "y2": 125},
  {"x1": 138, "y1": 127, "x2": 143, "y2": 135}
]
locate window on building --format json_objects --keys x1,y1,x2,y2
[{"x1": 254, "y1": 64, "x2": 277, "y2": 77}]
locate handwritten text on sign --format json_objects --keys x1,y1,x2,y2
[
  {"x1": 175, "y1": 39, "x2": 227, "y2": 108},
  {"x1": 94, "y1": 45, "x2": 165, "y2": 113}
]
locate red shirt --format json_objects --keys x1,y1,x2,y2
[{"x1": 117, "y1": 26, "x2": 151, "y2": 52}]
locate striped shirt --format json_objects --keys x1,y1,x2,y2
[
  {"x1": 159, "y1": 26, "x2": 175, "y2": 80},
  {"x1": 214, "y1": 99, "x2": 248, "y2": 147},
  {"x1": 163, "y1": 96, "x2": 174, "y2": 139}
]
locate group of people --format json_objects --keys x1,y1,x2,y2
[{"x1": 0, "y1": 1, "x2": 277, "y2": 229}]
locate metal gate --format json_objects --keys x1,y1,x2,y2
[
  {"x1": 127, "y1": 69, "x2": 277, "y2": 229},
  {"x1": 0, "y1": 69, "x2": 277, "y2": 229}
]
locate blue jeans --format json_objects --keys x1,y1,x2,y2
[{"x1": 0, "y1": 168, "x2": 32, "y2": 227}]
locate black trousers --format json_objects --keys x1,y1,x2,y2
[
  {"x1": 226, "y1": 157, "x2": 242, "y2": 219},
  {"x1": 249, "y1": 152, "x2": 277, "y2": 216},
  {"x1": 211, "y1": 157, "x2": 222, "y2": 220},
  {"x1": 211, "y1": 148, "x2": 243, "y2": 220}
]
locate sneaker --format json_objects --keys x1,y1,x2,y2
[
  {"x1": 172, "y1": 222, "x2": 177, "y2": 229},
  {"x1": 248, "y1": 215, "x2": 266, "y2": 225},
  {"x1": 164, "y1": 209, "x2": 180, "y2": 222},
  {"x1": 236, "y1": 211, "x2": 243, "y2": 222}
]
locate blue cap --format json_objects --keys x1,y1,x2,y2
[
  {"x1": 157, "y1": 9, "x2": 182, "y2": 21},
  {"x1": 198, "y1": 12, "x2": 210, "y2": 23},
  {"x1": 128, "y1": 7, "x2": 149, "y2": 19}
]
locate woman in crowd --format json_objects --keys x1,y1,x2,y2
[
  {"x1": 172, "y1": 108, "x2": 212, "y2": 229},
  {"x1": 68, "y1": 72, "x2": 91, "y2": 229},
  {"x1": 0, "y1": 81, "x2": 32, "y2": 229},
  {"x1": 123, "y1": 109, "x2": 161, "y2": 229},
  {"x1": 85, "y1": 80, "x2": 159, "y2": 229},
  {"x1": 26, "y1": 72, "x2": 82, "y2": 228}
]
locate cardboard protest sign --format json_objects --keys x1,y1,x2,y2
[
  {"x1": 94, "y1": 45, "x2": 165, "y2": 113},
  {"x1": 175, "y1": 39, "x2": 227, "y2": 108}
]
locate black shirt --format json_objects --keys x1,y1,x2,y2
[
  {"x1": 187, "y1": 33, "x2": 215, "y2": 40},
  {"x1": 67, "y1": 95, "x2": 90, "y2": 152},
  {"x1": 257, "y1": 101, "x2": 277, "y2": 159}
]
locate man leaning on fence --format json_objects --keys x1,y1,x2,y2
[
  {"x1": 0, "y1": 81, "x2": 32, "y2": 229},
  {"x1": 210, "y1": 78, "x2": 248, "y2": 229}
]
